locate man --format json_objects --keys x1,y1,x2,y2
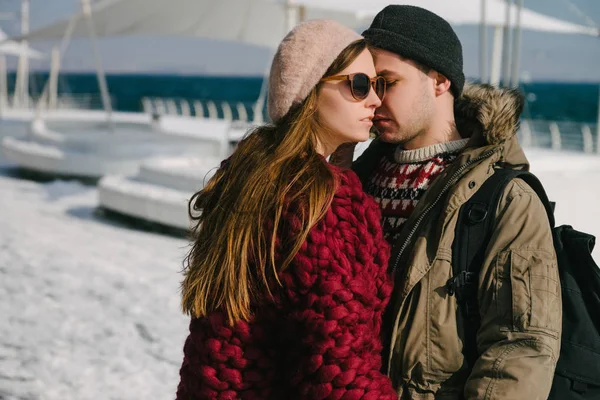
[{"x1": 335, "y1": 5, "x2": 561, "y2": 399}]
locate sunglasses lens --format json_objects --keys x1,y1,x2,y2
[
  {"x1": 375, "y1": 77, "x2": 386, "y2": 100},
  {"x1": 351, "y1": 73, "x2": 371, "y2": 100}
]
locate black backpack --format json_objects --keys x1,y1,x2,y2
[{"x1": 447, "y1": 168, "x2": 600, "y2": 399}]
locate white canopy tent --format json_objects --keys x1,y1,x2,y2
[
  {"x1": 8, "y1": 0, "x2": 598, "y2": 45},
  {"x1": 308, "y1": 0, "x2": 599, "y2": 36},
  {"x1": 6, "y1": 0, "x2": 364, "y2": 49}
]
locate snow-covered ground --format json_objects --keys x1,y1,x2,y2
[
  {"x1": 0, "y1": 144, "x2": 598, "y2": 400},
  {"x1": 527, "y1": 148, "x2": 600, "y2": 254},
  {"x1": 0, "y1": 167, "x2": 189, "y2": 399}
]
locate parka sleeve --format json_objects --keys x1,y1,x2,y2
[{"x1": 464, "y1": 178, "x2": 561, "y2": 400}]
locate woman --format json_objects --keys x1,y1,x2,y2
[{"x1": 177, "y1": 19, "x2": 396, "y2": 400}]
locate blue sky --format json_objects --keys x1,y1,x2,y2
[{"x1": 0, "y1": 0, "x2": 598, "y2": 82}]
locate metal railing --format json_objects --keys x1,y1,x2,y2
[
  {"x1": 518, "y1": 119, "x2": 599, "y2": 154},
  {"x1": 3, "y1": 92, "x2": 598, "y2": 155},
  {"x1": 141, "y1": 97, "x2": 265, "y2": 123},
  {"x1": 143, "y1": 97, "x2": 600, "y2": 154}
]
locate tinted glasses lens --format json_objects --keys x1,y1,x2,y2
[
  {"x1": 375, "y1": 77, "x2": 386, "y2": 100},
  {"x1": 351, "y1": 73, "x2": 370, "y2": 99}
]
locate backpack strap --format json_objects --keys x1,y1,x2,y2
[{"x1": 448, "y1": 168, "x2": 555, "y2": 370}]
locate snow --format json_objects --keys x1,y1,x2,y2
[
  {"x1": 0, "y1": 109, "x2": 151, "y2": 124},
  {"x1": 0, "y1": 146, "x2": 598, "y2": 400},
  {"x1": 526, "y1": 149, "x2": 600, "y2": 254},
  {"x1": 0, "y1": 172, "x2": 189, "y2": 400}
]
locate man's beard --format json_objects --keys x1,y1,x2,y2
[{"x1": 373, "y1": 123, "x2": 423, "y2": 145}]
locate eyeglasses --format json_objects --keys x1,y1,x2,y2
[{"x1": 321, "y1": 73, "x2": 386, "y2": 101}]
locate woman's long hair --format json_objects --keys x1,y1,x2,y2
[{"x1": 181, "y1": 39, "x2": 368, "y2": 324}]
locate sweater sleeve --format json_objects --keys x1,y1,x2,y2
[
  {"x1": 278, "y1": 168, "x2": 397, "y2": 400},
  {"x1": 177, "y1": 313, "x2": 276, "y2": 400}
]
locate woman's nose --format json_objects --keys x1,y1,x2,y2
[{"x1": 367, "y1": 86, "x2": 382, "y2": 108}]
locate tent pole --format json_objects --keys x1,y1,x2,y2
[
  {"x1": 81, "y1": 0, "x2": 113, "y2": 130},
  {"x1": 509, "y1": 0, "x2": 524, "y2": 88},
  {"x1": 501, "y1": 0, "x2": 514, "y2": 87},
  {"x1": 479, "y1": 0, "x2": 488, "y2": 83}
]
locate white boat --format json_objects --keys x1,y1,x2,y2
[
  {"x1": 97, "y1": 124, "x2": 249, "y2": 230},
  {"x1": 2, "y1": 111, "x2": 231, "y2": 178},
  {"x1": 98, "y1": 156, "x2": 221, "y2": 230},
  {"x1": 97, "y1": 135, "x2": 369, "y2": 230}
]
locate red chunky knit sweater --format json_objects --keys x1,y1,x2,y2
[{"x1": 177, "y1": 166, "x2": 396, "y2": 400}]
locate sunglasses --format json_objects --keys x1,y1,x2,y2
[{"x1": 321, "y1": 73, "x2": 386, "y2": 101}]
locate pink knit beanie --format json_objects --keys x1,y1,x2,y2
[{"x1": 267, "y1": 19, "x2": 362, "y2": 122}]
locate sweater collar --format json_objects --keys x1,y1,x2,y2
[{"x1": 393, "y1": 138, "x2": 469, "y2": 163}]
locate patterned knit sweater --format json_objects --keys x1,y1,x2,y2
[
  {"x1": 366, "y1": 139, "x2": 469, "y2": 242},
  {"x1": 177, "y1": 166, "x2": 397, "y2": 400}
]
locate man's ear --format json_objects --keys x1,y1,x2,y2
[{"x1": 433, "y1": 72, "x2": 451, "y2": 97}]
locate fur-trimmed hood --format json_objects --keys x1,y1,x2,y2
[
  {"x1": 451, "y1": 83, "x2": 530, "y2": 170},
  {"x1": 455, "y1": 83, "x2": 525, "y2": 146}
]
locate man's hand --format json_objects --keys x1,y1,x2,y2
[{"x1": 329, "y1": 142, "x2": 357, "y2": 169}]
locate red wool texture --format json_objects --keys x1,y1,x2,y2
[{"x1": 177, "y1": 166, "x2": 397, "y2": 400}]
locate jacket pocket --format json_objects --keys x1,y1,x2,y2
[{"x1": 509, "y1": 250, "x2": 560, "y2": 336}]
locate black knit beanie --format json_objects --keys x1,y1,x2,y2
[{"x1": 363, "y1": 5, "x2": 465, "y2": 98}]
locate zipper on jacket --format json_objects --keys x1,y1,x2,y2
[{"x1": 390, "y1": 148, "x2": 499, "y2": 275}]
